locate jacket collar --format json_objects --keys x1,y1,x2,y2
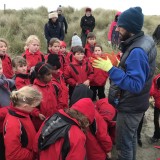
[{"x1": 119, "y1": 31, "x2": 144, "y2": 53}]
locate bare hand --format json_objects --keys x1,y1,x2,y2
[
  {"x1": 107, "y1": 152, "x2": 112, "y2": 159},
  {"x1": 83, "y1": 80, "x2": 90, "y2": 86},
  {"x1": 39, "y1": 114, "x2": 46, "y2": 121}
]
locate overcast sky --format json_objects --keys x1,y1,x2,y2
[{"x1": 1, "y1": 0, "x2": 160, "y2": 15}]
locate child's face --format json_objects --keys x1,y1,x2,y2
[
  {"x1": 28, "y1": 40, "x2": 40, "y2": 53},
  {"x1": 74, "y1": 52, "x2": 85, "y2": 61},
  {"x1": 52, "y1": 69, "x2": 59, "y2": 75},
  {"x1": 16, "y1": 64, "x2": 27, "y2": 74},
  {"x1": 40, "y1": 69, "x2": 52, "y2": 84},
  {"x1": 0, "y1": 64, "x2": 3, "y2": 75},
  {"x1": 50, "y1": 43, "x2": 60, "y2": 54},
  {"x1": 60, "y1": 46, "x2": 66, "y2": 54},
  {"x1": 0, "y1": 41, "x2": 7, "y2": 56},
  {"x1": 94, "y1": 47, "x2": 102, "y2": 56},
  {"x1": 87, "y1": 37, "x2": 96, "y2": 46}
]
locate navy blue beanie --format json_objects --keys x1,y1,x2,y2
[{"x1": 117, "y1": 7, "x2": 144, "y2": 34}]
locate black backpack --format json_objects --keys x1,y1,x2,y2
[{"x1": 38, "y1": 112, "x2": 78, "y2": 160}]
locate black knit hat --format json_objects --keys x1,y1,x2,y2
[
  {"x1": 117, "y1": 7, "x2": 144, "y2": 34},
  {"x1": 47, "y1": 54, "x2": 61, "y2": 70}
]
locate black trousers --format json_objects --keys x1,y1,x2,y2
[
  {"x1": 90, "y1": 86, "x2": 105, "y2": 101},
  {"x1": 153, "y1": 107, "x2": 160, "y2": 138},
  {"x1": 0, "y1": 133, "x2": 5, "y2": 160}
]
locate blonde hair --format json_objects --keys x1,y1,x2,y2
[
  {"x1": 0, "y1": 59, "x2": 2, "y2": 65},
  {"x1": 12, "y1": 56, "x2": 27, "y2": 68},
  {"x1": 11, "y1": 86, "x2": 42, "y2": 107},
  {"x1": 0, "y1": 38, "x2": 9, "y2": 48},
  {"x1": 24, "y1": 35, "x2": 40, "y2": 50}
]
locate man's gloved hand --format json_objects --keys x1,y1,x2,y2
[
  {"x1": 85, "y1": 29, "x2": 90, "y2": 35},
  {"x1": 92, "y1": 57, "x2": 113, "y2": 72}
]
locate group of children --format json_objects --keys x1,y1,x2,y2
[
  {"x1": 0, "y1": 29, "x2": 160, "y2": 160},
  {"x1": 0, "y1": 32, "x2": 116, "y2": 160}
]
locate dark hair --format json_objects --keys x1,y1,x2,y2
[
  {"x1": 94, "y1": 44, "x2": 103, "y2": 51},
  {"x1": 72, "y1": 46, "x2": 84, "y2": 55},
  {"x1": 34, "y1": 62, "x2": 53, "y2": 79},
  {"x1": 157, "y1": 77, "x2": 160, "y2": 89}
]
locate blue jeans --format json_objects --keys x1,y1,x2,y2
[{"x1": 116, "y1": 112, "x2": 143, "y2": 160}]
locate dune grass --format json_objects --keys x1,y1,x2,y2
[{"x1": 0, "y1": 6, "x2": 160, "y2": 69}]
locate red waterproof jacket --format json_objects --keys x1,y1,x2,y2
[
  {"x1": 52, "y1": 71, "x2": 69, "y2": 109},
  {"x1": 65, "y1": 51, "x2": 73, "y2": 64},
  {"x1": 64, "y1": 59, "x2": 94, "y2": 87},
  {"x1": 90, "y1": 67, "x2": 109, "y2": 86},
  {"x1": 85, "y1": 43, "x2": 96, "y2": 58},
  {"x1": 96, "y1": 98, "x2": 117, "y2": 144},
  {"x1": 15, "y1": 73, "x2": 30, "y2": 89},
  {"x1": 22, "y1": 49, "x2": 44, "y2": 70},
  {"x1": 1, "y1": 54, "x2": 13, "y2": 78},
  {"x1": 150, "y1": 74, "x2": 160, "y2": 109},
  {"x1": 107, "y1": 11, "x2": 121, "y2": 41},
  {"x1": 86, "y1": 110, "x2": 112, "y2": 160},
  {"x1": 3, "y1": 106, "x2": 36, "y2": 160},
  {"x1": 34, "y1": 109, "x2": 86, "y2": 160},
  {"x1": 31, "y1": 79, "x2": 58, "y2": 130}
]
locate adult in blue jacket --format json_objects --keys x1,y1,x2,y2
[
  {"x1": 93, "y1": 7, "x2": 157, "y2": 160},
  {"x1": 44, "y1": 11, "x2": 64, "y2": 48}
]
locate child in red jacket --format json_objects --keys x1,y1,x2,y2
[
  {"x1": 22, "y1": 35, "x2": 45, "y2": 72},
  {"x1": 3, "y1": 86, "x2": 42, "y2": 160},
  {"x1": 150, "y1": 74, "x2": 160, "y2": 143},
  {"x1": 64, "y1": 46, "x2": 94, "y2": 99},
  {"x1": 85, "y1": 32, "x2": 96, "y2": 58},
  {"x1": 0, "y1": 38, "x2": 13, "y2": 79},
  {"x1": 12, "y1": 56, "x2": 30, "y2": 89},
  {"x1": 31, "y1": 62, "x2": 58, "y2": 131},
  {"x1": 90, "y1": 44, "x2": 109, "y2": 101},
  {"x1": 70, "y1": 84, "x2": 113, "y2": 160},
  {"x1": 47, "y1": 53, "x2": 69, "y2": 109},
  {"x1": 46, "y1": 38, "x2": 65, "y2": 72},
  {"x1": 60, "y1": 41, "x2": 68, "y2": 57},
  {"x1": 65, "y1": 33, "x2": 83, "y2": 65},
  {"x1": 34, "y1": 98, "x2": 95, "y2": 160}
]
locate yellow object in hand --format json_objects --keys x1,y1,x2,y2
[{"x1": 92, "y1": 57, "x2": 113, "y2": 72}]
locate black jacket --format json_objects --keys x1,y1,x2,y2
[
  {"x1": 58, "y1": 14, "x2": 68, "y2": 33},
  {"x1": 80, "y1": 15, "x2": 95, "y2": 33},
  {"x1": 44, "y1": 19, "x2": 64, "y2": 43}
]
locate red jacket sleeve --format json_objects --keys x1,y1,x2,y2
[
  {"x1": 66, "y1": 125, "x2": 86, "y2": 160},
  {"x1": 95, "y1": 111, "x2": 112, "y2": 153},
  {"x1": 64, "y1": 66, "x2": 77, "y2": 86},
  {"x1": 4, "y1": 117, "x2": 33, "y2": 160},
  {"x1": 15, "y1": 78, "x2": 25, "y2": 90},
  {"x1": 107, "y1": 21, "x2": 115, "y2": 41}
]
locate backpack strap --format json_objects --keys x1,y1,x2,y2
[{"x1": 70, "y1": 64, "x2": 79, "y2": 75}]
